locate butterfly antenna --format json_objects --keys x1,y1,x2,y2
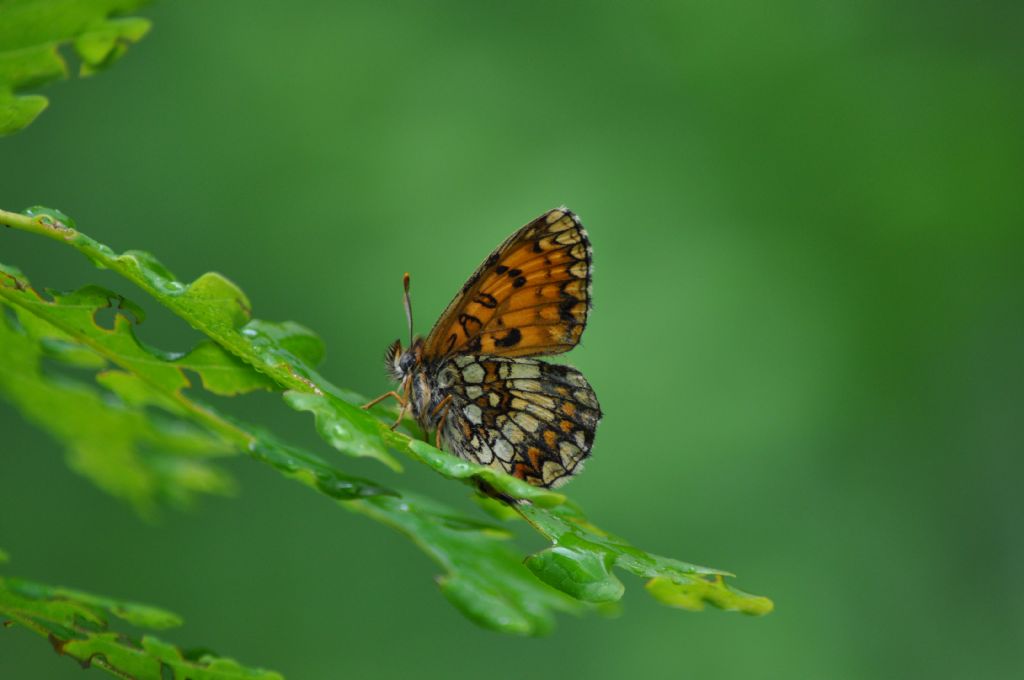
[{"x1": 402, "y1": 272, "x2": 414, "y2": 346}]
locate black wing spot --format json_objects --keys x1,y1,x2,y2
[
  {"x1": 445, "y1": 333, "x2": 457, "y2": 353},
  {"x1": 466, "y1": 335, "x2": 482, "y2": 353},
  {"x1": 559, "y1": 297, "x2": 578, "y2": 322},
  {"x1": 546, "y1": 363, "x2": 570, "y2": 377},
  {"x1": 494, "y1": 328, "x2": 522, "y2": 348},
  {"x1": 474, "y1": 292, "x2": 498, "y2": 308},
  {"x1": 459, "y1": 313, "x2": 482, "y2": 335},
  {"x1": 495, "y1": 265, "x2": 509, "y2": 275},
  {"x1": 512, "y1": 275, "x2": 527, "y2": 288},
  {"x1": 507, "y1": 268, "x2": 522, "y2": 278}
]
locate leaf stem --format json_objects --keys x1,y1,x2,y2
[{"x1": 0, "y1": 207, "x2": 75, "y2": 239}]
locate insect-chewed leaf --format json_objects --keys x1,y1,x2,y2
[
  {"x1": 0, "y1": 4, "x2": 151, "y2": 135},
  {"x1": 0, "y1": 552, "x2": 284, "y2": 679},
  {"x1": 520, "y1": 503, "x2": 774, "y2": 615}
]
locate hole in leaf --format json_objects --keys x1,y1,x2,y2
[
  {"x1": 70, "y1": 613, "x2": 104, "y2": 634},
  {"x1": 44, "y1": 42, "x2": 75, "y2": 82},
  {"x1": 92, "y1": 302, "x2": 119, "y2": 330},
  {"x1": 117, "y1": 303, "x2": 143, "y2": 325},
  {"x1": 129, "y1": 296, "x2": 207, "y2": 353},
  {"x1": 92, "y1": 295, "x2": 142, "y2": 330}
]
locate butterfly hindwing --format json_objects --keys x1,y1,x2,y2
[
  {"x1": 424, "y1": 208, "x2": 592, "y2": 359},
  {"x1": 436, "y1": 355, "x2": 600, "y2": 488}
]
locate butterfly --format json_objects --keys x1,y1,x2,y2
[{"x1": 364, "y1": 208, "x2": 601, "y2": 489}]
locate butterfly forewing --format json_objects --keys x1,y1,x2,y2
[
  {"x1": 423, "y1": 208, "x2": 592, "y2": 359},
  {"x1": 436, "y1": 355, "x2": 601, "y2": 488}
]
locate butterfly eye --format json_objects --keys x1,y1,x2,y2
[{"x1": 399, "y1": 352, "x2": 416, "y2": 373}]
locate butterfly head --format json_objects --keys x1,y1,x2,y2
[{"x1": 385, "y1": 336, "x2": 424, "y2": 383}]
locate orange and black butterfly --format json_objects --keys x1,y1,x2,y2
[{"x1": 364, "y1": 208, "x2": 600, "y2": 488}]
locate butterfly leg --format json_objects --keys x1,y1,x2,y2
[
  {"x1": 361, "y1": 390, "x2": 404, "y2": 410},
  {"x1": 389, "y1": 398, "x2": 410, "y2": 430},
  {"x1": 364, "y1": 380, "x2": 412, "y2": 430},
  {"x1": 386, "y1": 378, "x2": 416, "y2": 429},
  {"x1": 430, "y1": 395, "x2": 453, "y2": 449}
]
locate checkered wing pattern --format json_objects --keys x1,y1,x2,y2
[{"x1": 435, "y1": 355, "x2": 600, "y2": 488}]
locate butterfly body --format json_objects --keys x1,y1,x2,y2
[{"x1": 376, "y1": 208, "x2": 601, "y2": 488}]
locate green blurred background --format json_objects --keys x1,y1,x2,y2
[{"x1": 2, "y1": 1, "x2": 1022, "y2": 678}]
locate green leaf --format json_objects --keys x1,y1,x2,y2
[
  {"x1": 175, "y1": 340, "x2": 278, "y2": 396},
  {"x1": 283, "y1": 390, "x2": 404, "y2": 472},
  {"x1": 404, "y1": 438, "x2": 565, "y2": 507},
  {"x1": 645, "y1": 575, "x2": 774, "y2": 615},
  {"x1": 4, "y1": 577, "x2": 182, "y2": 629},
  {"x1": 0, "y1": 265, "x2": 389, "y2": 510},
  {"x1": 0, "y1": 552, "x2": 283, "y2": 679},
  {"x1": 525, "y1": 544, "x2": 624, "y2": 604},
  {"x1": 0, "y1": 0, "x2": 152, "y2": 135},
  {"x1": 239, "y1": 420, "x2": 394, "y2": 502},
  {"x1": 0, "y1": 275, "x2": 235, "y2": 514},
  {"x1": 521, "y1": 503, "x2": 774, "y2": 614},
  {"x1": 351, "y1": 493, "x2": 585, "y2": 636}
]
